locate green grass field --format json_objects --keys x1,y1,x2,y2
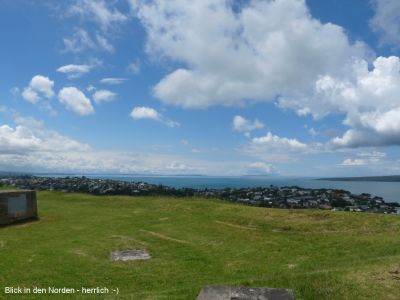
[{"x1": 1, "y1": 191, "x2": 400, "y2": 299}]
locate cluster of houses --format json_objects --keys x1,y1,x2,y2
[
  {"x1": 1, "y1": 175, "x2": 399, "y2": 215},
  {"x1": 0, "y1": 176, "x2": 164, "y2": 196},
  {"x1": 206, "y1": 186, "x2": 400, "y2": 214}
]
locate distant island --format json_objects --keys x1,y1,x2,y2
[{"x1": 317, "y1": 175, "x2": 400, "y2": 182}]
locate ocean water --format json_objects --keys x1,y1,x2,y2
[{"x1": 79, "y1": 175, "x2": 400, "y2": 203}]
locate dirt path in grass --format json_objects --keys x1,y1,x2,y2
[
  {"x1": 215, "y1": 220, "x2": 257, "y2": 231},
  {"x1": 139, "y1": 229, "x2": 191, "y2": 245}
]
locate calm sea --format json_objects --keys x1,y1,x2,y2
[{"x1": 73, "y1": 175, "x2": 400, "y2": 203}]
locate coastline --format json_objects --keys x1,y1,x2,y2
[
  {"x1": 2, "y1": 175, "x2": 399, "y2": 214},
  {"x1": 44, "y1": 174, "x2": 400, "y2": 203}
]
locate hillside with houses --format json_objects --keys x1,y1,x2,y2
[{"x1": 1, "y1": 175, "x2": 399, "y2": 215}]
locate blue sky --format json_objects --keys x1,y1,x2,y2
[{"x1": 1, "y1": 0, "x2": 400, "y2": 176}]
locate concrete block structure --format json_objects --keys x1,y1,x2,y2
[
  {"x1": 0, "y1": 190, "x2": 37, "y2": 225},
  {"x1": 197, "y1": 286, "x2": 295, "y2": 300}
]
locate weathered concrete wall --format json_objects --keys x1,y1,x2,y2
[
  {"x1": 0, "y1": 190, "x2": 37, "y2": 225},
  {"x1": 197, "y1": 286, "x2": 295, "y2": 300}
]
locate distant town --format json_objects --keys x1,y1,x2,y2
[{"x1": 1, "y1": 175, "x2": 399, "y2": 215}]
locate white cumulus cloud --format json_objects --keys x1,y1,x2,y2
[
  {"x1": 242, "y1": 131, "x2": 319, "y2": 162},
  {"x1": 21, "y1": 88, "x2": 39, "y2": 103},
  {"x1": 130, "y1": 106, "x2": 160, "y2": 120},
  {"x1": 58, "y1": 87, "x2": 94, "y2": 115},
  {"x1": 252, "y1": 132, "x2": 309, "y2": 153},
  {"x1": 131, "y1": 0, "x2": 368, "y2": 109},
  {"x1": 131, "y1": 0, "x2": 400, "y2": 148},
  {"x1": 304, "y1": 56, "x2": 400, "y2": 148},
  {"x1": 130, "y1": 106, "x2": 179, "y2": 128},
  {"x1": 233, "y1": 115, "x2": 264, "y2": 133},
  {"x1": 22, "y1": 75, "x2": 55, "y2": 104},
  {"x1": 0, "y1": 116, "x2": 89, "y2": 155}
]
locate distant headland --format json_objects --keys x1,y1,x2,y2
[{"x1": 317, "y1": 175, "x2": 400, "y2": 182}]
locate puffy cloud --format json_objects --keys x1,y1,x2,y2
[
  {"x1": 303, "y1": 56, "x2": 400, "y2": 148},
  {"x1": 131, "y1": 0, "x2": 368, "y2": 108},
  {"x1": 57, "y1": 64, "x2": 91, "y2": 78},
  {"x1": 22, "y1": 88, "x2": 39, "y2": 103},
  {"x1": 0, "y1": 116, "x2": 189, "y2": 173},
  {"x1": 132, "y1": 0, "x2": 400, "y2": 148},
  {"x1": 22, "y1": 75, "x2": 54, "y2": 103},
  {"x1": 233, "y1": 115, "x2": 264, "y2": 133},
  {"x1": 130, "y1": 106, "x2": 179, "y2": 128},
  {"x1": 252, "y1": 132, "x2": 309, "y2": 153},
  {"x1": 370, "y1": 0, "x2": 400, "y2": 48},
  {"x1": 0, "y1": 117, "x2": 224, "y2": 174},
  {"x1": 130, "y1": 106, "x2": 160, "y2": 120},
  {"x1": 0, "y1": 143, "x2": 276, "y2": 175},
  {"x1": 0, "y1": 124, "x2": 41, "y2": 154},
  {"x1": 29, "y1": 76, "x2": 54, "y2": 98},
  {"x1": 99, "y1": 77, "x2": 127, "y2": 85},
  {"x1": 0, "y1": 116, "x2": 89, "y2": 155},
  {"x1": 68, "y1": 0, "x2": 127, "y2": 30},
  {"x1": 0, "y1": 117, "x2": 391, "y2": 175},
  {"x1": 92, "y1": 89, "x2": 116, "y2": 104},
  {"x1": 58, "y1": 87, "x2": 94, "y2": 115},
  {"x1": 243, "y1": 131, "x2": 314, "y2": 162}
]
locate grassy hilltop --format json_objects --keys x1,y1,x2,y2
[{"x1": 1, "y1": 191, "x2": 400, "y2": 299}]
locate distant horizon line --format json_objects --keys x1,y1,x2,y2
[{"x1": 1, "y1": 171, "x2": 399, "y2": 179}]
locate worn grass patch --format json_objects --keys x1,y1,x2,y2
[
  {"x1": 1, "y1": 191, "x2": 400, "y2": 299},
  {"x1": 347, "y1": 258, "x2": 400, "y2": 299}
]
